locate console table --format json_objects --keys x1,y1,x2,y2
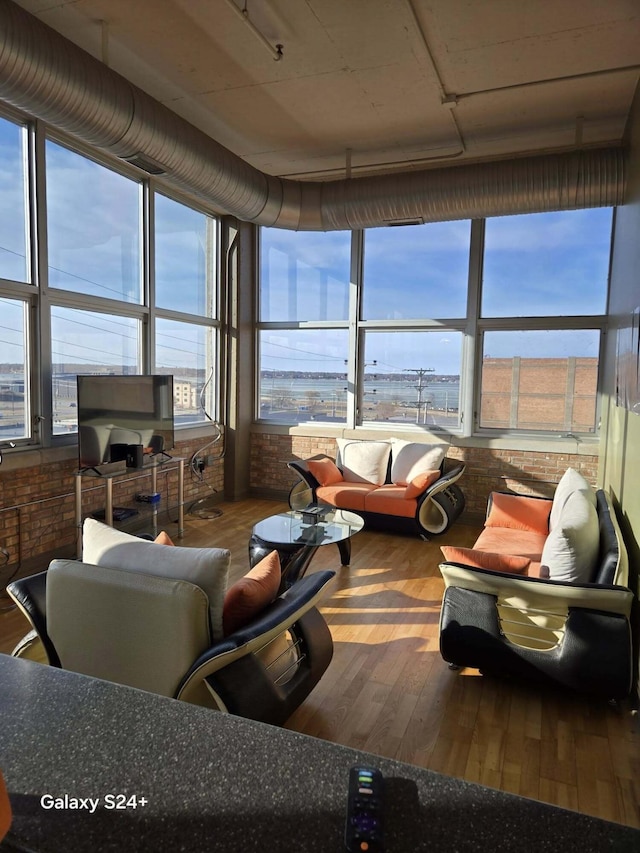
[
  {"x1": 1, "y1": 655, "x2": 638, "y2": 853},
  {"x1": 74, "y1": 457, "x2": 185, "y2": 557}
]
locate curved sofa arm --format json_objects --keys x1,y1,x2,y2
[
  {"x1": 416, "y1": 460, "x2": 466, "y2": 536},
  {"x1": 439, "y1": 561, "x2": 634, "y2": 618},
  {"x1": 287, "y1": 457, "x2": 323, "y2": 491},
  {"x1": 177, "y1": 570, "x2": 336, "y2": 698},
  {"x1": 420, "y1": 460, "x2": 465, "y2": 502},
  {"x1": 287, "y1": 455, "x2": 339, "y2": 509},
  {"x1": 7, "y1": 570, "x2": 60, "y2": 667}
]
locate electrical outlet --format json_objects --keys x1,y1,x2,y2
[{"x1": 195, "y1": 457, "x2": 206, "y2": 473}]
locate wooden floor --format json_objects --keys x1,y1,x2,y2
[{"x1": 1, "y1": 497, "x2": 639, "y2": 829}]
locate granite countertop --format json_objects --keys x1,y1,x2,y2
[{"x1": 0, "y1": 654, "x2": 638, "y2": 852}]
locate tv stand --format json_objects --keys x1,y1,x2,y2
[{"x1": 74, "y1": 457, "x2": 185, "y2": 558}]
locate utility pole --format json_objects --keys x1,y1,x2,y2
[{"x1": 406, "y1": 367, "x2": 435, "y2": 423}]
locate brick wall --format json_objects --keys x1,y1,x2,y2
[
  {"x1": 250, "y1": 431, "x2": 598, "y2": 519},
  {"x1": 0, "y1": 436, "x2": 224, "y2": 571}
]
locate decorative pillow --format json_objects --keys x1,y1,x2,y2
[
  {"x1": 404, "y1": 470, "x2": 440, "y2": 499},
  {"x1": 541, "y1": 489, "x2": 600, "y2": 583},
  {"x1": 549, "y1": 468, "x2": 597, "y2": 531},
  {"x1": 440, "y1": 546, "x2": 531, "y2": 575},
  {"x1": 82, "y1": 518, "x2": 230, "y2": 640},
  {"x1": 485, "y1": 492, "x2": 551, "y2": 535},
  {"x1": 154, "y1": 531, "x2": 175, "y2": 546},
  {"x1": 222, "y1": 550, "x2": 282, "y2": 636},
  {"x1": 307, "y1": 457, "x2": 343, "y2": 486},
  {"x1": 336, "y1": 439, "x2": 391, "y2": 485},
  {"x1": 390, "y1": 439, "x2": 446, "y2": 486}
]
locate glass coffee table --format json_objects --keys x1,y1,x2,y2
[{"x1": 249, "y1": 506, "x2": 364, "y2": 590}]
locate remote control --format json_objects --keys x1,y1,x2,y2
[{"x1": 344, "y1": 766, "x2": 384, "y2": 852}]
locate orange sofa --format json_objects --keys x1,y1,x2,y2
[
  {"x1": 438, "y1": 468, "x2": 634, "y2": 699},
  {"x1": 288, "y1": 438, "x2": 466, "y2": 537}
]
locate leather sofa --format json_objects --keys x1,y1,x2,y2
[
  {"x1": 288, "y1": 437, "x2": 466, "y2": 538},
  {"x1": 438, "y1": 469, "x2": 634, "y2": 699}
]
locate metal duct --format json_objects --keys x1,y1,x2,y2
[{"x1": 0, "y1": 0, "x2": 627, "y2": 230}]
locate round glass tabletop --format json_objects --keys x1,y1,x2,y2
[{"x1": 252, "y1": 507, "x2": 364, "y2": 547}]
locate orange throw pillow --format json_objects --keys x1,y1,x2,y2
[
  {"x1": 154, "y1": 531, "x2": 175, "y2": 546},
  {"x1": 222, "y1": 550, "x2": 281, "y2": 636},
  {"x1": 484, "y1": 492, "x2": 551, "y2": 535},
  {"x1": 307, "y1": 457, "x2": 343, "y2": 486},
  {"x1": 404, "y1": 469, "x2": 440, "y2": 499},
  {"x1": 440, "y1": 545, "x2": 530, "y2": 575}
]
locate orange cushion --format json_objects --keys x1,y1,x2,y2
[
  {"x1": 307, "y1": 457, "x2": 343, "y2": 486},
  {"x1": 222, "y1": 550, "x2": 281, "y2": 636},
  {"x1": 316, "y1": 483, "x2": 373, "y2": 511},
  {"x1": 364, "y1": 486, "x2": 417, "y2": 518},
  {"x1": 404, "y1": 469, "x2": 440, "y2": 499},
  {"x1": 154, "y1": 531, "x2": 175, "y2": 546},
  {"x1": 440, "y1": 545, "x2": 531, "y2": 575},
  {"x1": 485, "y1": 492, "x2": 551, "y2": 535},
  {"x1": 473, "y1": 527, "x2": 547, "y2": 562}
]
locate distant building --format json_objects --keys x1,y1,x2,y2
[
  {"x1": 480, "y1": 357, "x2": 598, "y2": 432},
  {"x1": 174, "y1": 381, "x2": 198, "y2": 409}
]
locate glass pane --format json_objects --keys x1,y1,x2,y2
[
  {"x1": 46, "y1": 141, "x2": 142, "y2": 302},
  {"x1": 156, "y1": 319, "x2": 215, "y2": 426},
  {"x1": 0, "y1": 117, "x2": 30, "y2": 283},
  {"x1": 363, "y1": 221, "x2": 470, "y2": 320},
  {"x1": 260, "y1": 229, "x2": 351, "y2": 321},
  {"x1": 480, "y1": 329, "x2": 600, "y2": 432},
  {"x1": 482, "y1": 208, "x2": 612, "y2": 317},
  {"x1": 155, "y1": 194, "x2": 216, "y2": 317},
  {"x1": 259, "y1": 329, "x2": 349, "y2": 423},
  {"x1": 362, "y1": 331, "x2": 463, "y2": 428},
  {"x1": 0, "y1": 298, "x2": 29, "y2": 440},
  {"x1": 50, "y1": 307, "x2": 140, "y2": 435}
]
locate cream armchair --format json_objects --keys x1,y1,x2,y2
[{"x1": 8, "y1": 521, "x2": 335, "y2": 726}]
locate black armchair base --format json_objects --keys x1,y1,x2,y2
[{"x1": 440, "y1": 585, "x2": 633, "y2": 701}]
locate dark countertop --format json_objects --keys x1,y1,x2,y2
[{"x1": 0, "y1": 654, "x2": 638, "y2": 853}]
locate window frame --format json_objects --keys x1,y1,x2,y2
[
  {"x1": 0, "y1": 104, "x2": 222, "y2": 451},
  {"x1": 256, "y1": 214, "x2": 611, "y2": 442}
]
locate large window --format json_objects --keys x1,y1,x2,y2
[
  {"x1": 362, "y1": 331, "x2": 463, "y2": 428},
  {"x1": 154, "y1": 193, "x2": 218, "y2": 425},
  {"x1": 258, "y1": 230, "x2": 350, "y2": 424},
  {"x1": 478, "y1": 208, "x2": 611, "y2": 434},
  {"x1": 0, "y1": 298, "x2": 29, "y2": 440},
  {"x1": 258, "y1": 209, "x2": 611, "y2": 438},
  {"x1": 482, "y1": 209, "x2": 612, "y2": 318},
  {"x1": 260, "y1": 229, "x2": 350, "y2": 322},
  {"x1": 0, "y1": 108, "x2": 221, "y2": 450},
  {"x1": 259, "y1": 329, "x2": 349, "y2": 422},
  {"x1": 50, "y1": 308, "x2": 140, "y2": 435},
  {"x1": 363, "y1": 221, "x2": 470, "y2": 320},
  {"x1": 46, "y1": 141, "x2": 142, "y2": 302},
  {"x1": 479, "y1": 330, "x2": 601, "y2": 433},
  {"x1": 0, "y1": 117, "x2": 30, "y2": 284}
]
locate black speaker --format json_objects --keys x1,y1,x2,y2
[
  {"x1": 109, "y1": 443, "x2": 128, "y2": 463},
  {"x1": 126, "y1": 444, "x2": 144, "y2": 469}
]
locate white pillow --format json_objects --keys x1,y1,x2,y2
[
  {"x1": 541, "y1": 490, "x2": 600, "y2": 584},
  {"x1": 82, "y1": 518, "x2": 230, "y2": 640},
  {"x1": 336, "y1": 439, "x2": 391, "y2": 485},
  {"x1": 550, "y1": 468, "x2": 597, "y2": 530},
  {"x1": 390, "y1": 439, "x2": 447, "y2": 486}
]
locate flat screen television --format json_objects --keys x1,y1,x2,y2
[{"x1": 77, "y1": 375, "x2": 174, "y2": 470}]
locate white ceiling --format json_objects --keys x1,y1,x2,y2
[{"x1": 12, "y1": 0, "x2": 640, "y2": 179}]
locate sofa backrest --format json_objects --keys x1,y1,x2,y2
[{"x1": 594, "y1": 490, "x2": 628, "y2": 587}]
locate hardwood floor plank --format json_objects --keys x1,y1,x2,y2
[{"x1": 1, "y1": 497, "x2": 639, "y2": 830}]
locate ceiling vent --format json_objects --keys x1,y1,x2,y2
[{"x1": 121, "y1": 153, "x2": 167, "y2": 175}]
